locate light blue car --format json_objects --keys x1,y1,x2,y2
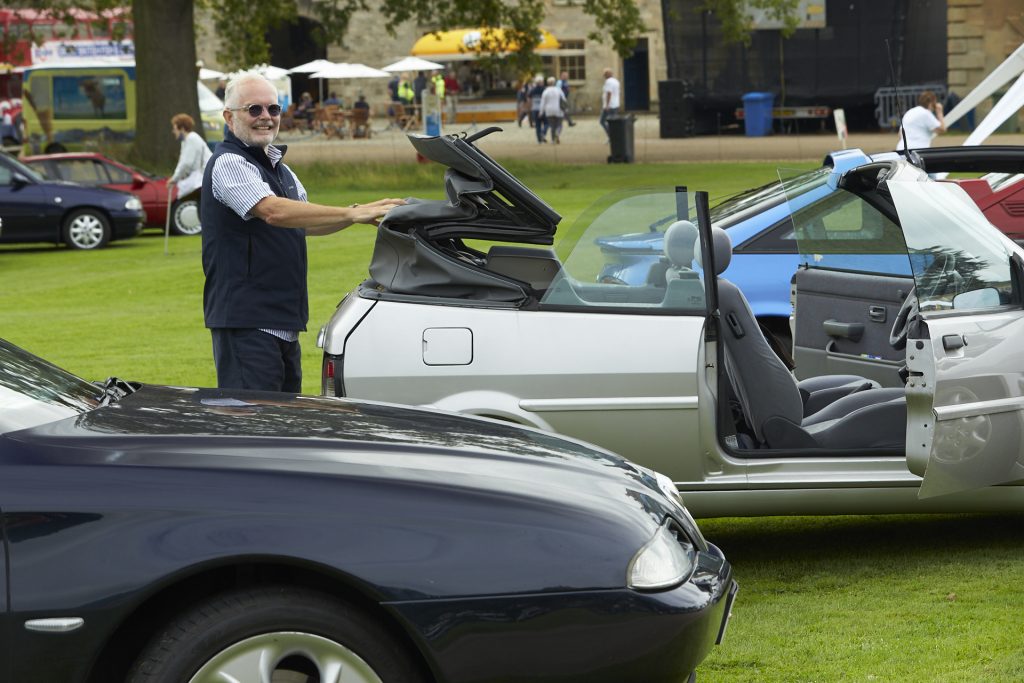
[{"x1": 596, "y1": 148, "x2": 883, "y2": 344}]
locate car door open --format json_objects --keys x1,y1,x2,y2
[{"x1": 890, "y1": 178, "x2": 1024, "y2": 497}]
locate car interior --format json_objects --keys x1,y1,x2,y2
[{"x1": 708, "y1": 224, "x2": 908, "y2": 455}]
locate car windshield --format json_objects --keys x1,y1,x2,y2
[
  {"x1": 710, "y1": 166, "x2": 830, "y2": 229},
  {"x1": 2, "y1": 153, "x2": 46, "y2": 182},
  {"x1": 542, "y1": 188, "x2": 707, "y2": 313},
  {"x1": 0, "y1": 338, "x2": 102, "y2": 434}
]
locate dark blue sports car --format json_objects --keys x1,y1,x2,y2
[
  {"x1": 0, "y1": 337, "x2": 736, "y2": 683},
  {"x1": 0, "y1": 151, "x2": 143, "y2": 250}
]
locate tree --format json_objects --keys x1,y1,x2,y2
[{"x1": 13, "y1": 0, "x2": 647, "y2": 167}]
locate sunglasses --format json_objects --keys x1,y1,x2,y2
[{"x1": 229, "y1": 103, "x2": 282, "y2": 117}]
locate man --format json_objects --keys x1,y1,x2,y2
[
  {"x1": 556, "y1": 70, "x2": 575, "y2": 127},
  {"x1": 413, "y1": 71, "x2": 428, "y2": 106},
  {"x1": 200, "y1": 73, "x2": 403, "y2": 392},
  {"x1": 168, "y1": 113, "x2": 211, "y2": 199},
  {"x1": 529, "y1": 75, "x2": 547, "y2": 143},
  {"x1": 443, "y1": 70, "x2": 460, "y2": 123},
  {"x1": 539, "y1": 76, "x2": 566, "y2": 144},
  {"x1": 896, "y1": 90, "x2": 946, "y2": 150},
  {"x1": 599, "y1": 68, "x2": 621, "y2": 141}
]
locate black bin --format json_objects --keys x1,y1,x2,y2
[{"x1": 607, "y1": 114, "x2": 636, "y2": 163}]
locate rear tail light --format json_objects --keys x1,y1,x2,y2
[{"x1": 321, "y1": 355, "x2": 344, "y2": 396}]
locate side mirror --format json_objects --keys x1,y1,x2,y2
[
  {"x1": 952, "y1": 287, "x2": 1000, "y2": 310},
  {"x1": 131, "y1": 174, "x2": 146, "y2": 189},
  {"x1": 11, "y1": 172, "x2": 30, "y2": 187}
]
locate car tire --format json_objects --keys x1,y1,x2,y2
[
  {"x1": 44, "y1": 142, "x2": 67, "y2": 153},
  {"x1": 170, "y1": 197, "x2": 202, "y2": 236},
  {"x1": 63, "y1": 209, "x2": 111, "y2": 250},
  {"x1": 126, "y1": 585, "x2": 427, "y2": 683}
]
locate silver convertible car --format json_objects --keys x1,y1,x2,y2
[{"x1": 319, "y1": 130, "x2": 1024, "y2": 517}]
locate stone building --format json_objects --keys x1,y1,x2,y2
[
  {"x1": 947, "y1": 0, "x2": 1024, "y2": 127},
  {"x1": 196, "y1": 0, "x2": 1023, "y2": 131},
  {"x1": 196, "y1": 0, "x2": 667, "y2": 117}
]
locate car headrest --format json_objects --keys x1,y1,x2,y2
[
  {"x1": 694, "y1": 227, "x2": 733, "y2": 275},
  {"x1": 663, "y1": 220, "x2": 699, "y2": 268}
]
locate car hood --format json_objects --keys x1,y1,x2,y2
[{"x1": 12, "y1": 384, "x2": 685, "y2": 529}]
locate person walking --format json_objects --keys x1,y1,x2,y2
[
  {"x1": 539, "y1": 76, "x2": 566, "y2": 144},
  {"x1": 529, "y1": 76, "x2": 547, "y2": 143},
  {"x1": 896, "y1": 90, "x2": 946, "y2": 150},
  {"x1": 168, "y1": 113, "x2": 211, "y2": 200},
  {"x1": 599, "y1": 68, "x2": 621, "y2": 142},
  {"x1": 516, "y1": 79, "x2": 531, "y2": 127},
  {"x1": 200, "y1": 73, "x2": 404, "y2": 393},
  {"x1": 556, "y1": 71, "x2": 575, "y2": 127},
  {"x1": 443, "y1": 70, "x2": 460, "y2": 123}
]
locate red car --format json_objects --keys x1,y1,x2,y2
[{"x1": 21, "y1": 152, "x2": 201, "y2": 236}]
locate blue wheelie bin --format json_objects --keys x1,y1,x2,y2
[{"x1": 742, "y1": 92, "x2": 774, "y2": 137}]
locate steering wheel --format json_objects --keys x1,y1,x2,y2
[{"x1": 889, "y1": 287, "x2": 919, "y2": 350}]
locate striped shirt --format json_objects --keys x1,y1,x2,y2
[{"x1": 210, "y1": 141, "x2": 308, "y2": 342}]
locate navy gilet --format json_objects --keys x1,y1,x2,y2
[{"x1": 200, "y1": 130, "x2": 308, "y2": 331}]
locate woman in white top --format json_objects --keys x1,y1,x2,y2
[
  {"x1": 539, "y1": 76, "x2": 567, "y2": 144},
  {"x1": 896, "y1": 90, "x2": 946, "y2": 150},
  {"x1": 169, "y1": 113, "x2": 212, "y2": 198}
]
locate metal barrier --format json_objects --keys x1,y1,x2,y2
[{"x1": 874, "y1": 84, "x2": 946, "y2": 129}]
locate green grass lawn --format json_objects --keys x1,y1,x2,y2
[
  {"x1": 3, "y1": 159, "x2": 1022, "y2": 682},
  {"x1": 0, "y1": 159, "x2": 791, "y2": 392}
]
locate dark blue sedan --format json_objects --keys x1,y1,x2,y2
[
  {"x1": 0, "y1": 337, "x2": 736, "y2": 683},
  {"x1": 0, "y1": 151, "x2": 144, "y2": 249}
]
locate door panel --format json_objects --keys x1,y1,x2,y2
[
  {"x1": 907, "y1": 312, "x2": 1024, "y2": 498},
  {"x1": 792, "y1": 267, "x2": 909, "y2": 386},
  {"x1": 343, "y1": 301, "x2": 708, "y2": 483}
]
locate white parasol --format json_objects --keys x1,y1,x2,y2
[{"x1": 381, "y1": 56, "x2": 445, "y2": 73}]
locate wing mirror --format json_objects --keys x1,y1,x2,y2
[
  {"x1": 131, "y1": 174, "x2": 147, "y2": 189},
  {"x1": 952, "y1": 287, "x2": 1000, "y2": 310},
  {"x1": 11, "y1": 172, "x2": 30, "y2": 187}
]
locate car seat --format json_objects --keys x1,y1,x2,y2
[
  {"x1": 661, "y1": 220, "x2": 705, "y2": 309},
  {"x1": 705, "y1": 227, "x2": 906, "y2": 450}
]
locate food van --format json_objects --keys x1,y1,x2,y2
[{"x1": 21, "y1": 61, "x2": 224, "y2": 154}]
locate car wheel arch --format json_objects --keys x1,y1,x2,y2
[
  {"x1": 83, "y1": 559, "x2": 436, "y2": 683},
  {"x1": 429, "y1": 391, "x2": 554, "y2": 432}
]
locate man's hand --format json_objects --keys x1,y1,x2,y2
[{"x1": 348, "y1": 198, "x2": 405, "y2": 226}]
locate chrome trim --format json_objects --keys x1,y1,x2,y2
[
  {"x1": 520, "y1": 396, "x2": 698, "y2": 412},
  {"x1": 24, "y1": 617, "x2": 84, "y2": 633},
  {"x1": 934, "y1": 396, "x2": 1024, "y2": 421}
]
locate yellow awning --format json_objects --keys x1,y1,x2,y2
[{"x1": 411, "y1": 28, "x2": 559, "y2": 62}]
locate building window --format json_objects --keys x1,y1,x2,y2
[{"x1": 558, "y1": 39, "x2": 586, "y2": 82}]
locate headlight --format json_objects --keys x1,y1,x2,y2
[
  {"x1": 125, "y1": 197, "x2": 142, "y2": 211},
  {"x1": 628, "y1": 521, "x2": 696, "y2": 590}
]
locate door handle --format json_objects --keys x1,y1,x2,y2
[
  {"x1": 942, "y1": 334, "x2": 966, "y2": 351},
  {"x1": 868, "y1": 305, "x2": 887, "y2": 323},
  {"x1": 823, "y1": 319, "x2": 864, "y2": 342}
]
